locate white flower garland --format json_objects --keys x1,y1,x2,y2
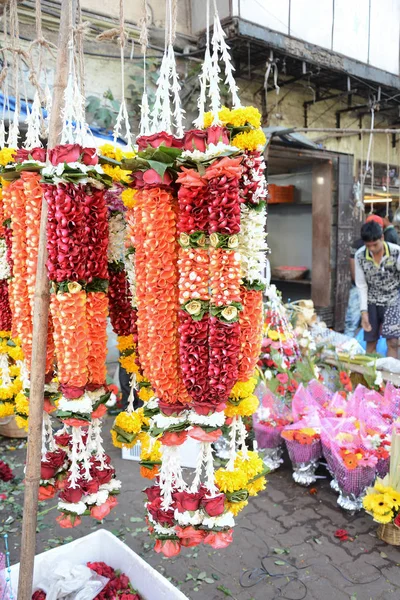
[
  {"x1": 108, "y1": 212, "x2": 126, "y2": 264},
  {"x1": 0, "y1": 239, "x2": 10, "y2": 280},
  {"x1": 239, "y1": 203, "x2": 268, "y2": 284}
]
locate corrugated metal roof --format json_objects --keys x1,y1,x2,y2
[{"x1": 263, "y1": 126, "x2": 322, "y2": 149}]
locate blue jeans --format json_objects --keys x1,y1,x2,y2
[{"x1": 344, "y1": 285, "x2": 360, "y2": 338}]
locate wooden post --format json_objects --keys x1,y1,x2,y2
[{"x1": 17, "y1": 1, "x2": 72, "y2": 597}]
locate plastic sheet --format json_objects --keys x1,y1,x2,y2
[
  {"x1": 261, "y1": 446, "x2": 284, "y2": 472},
  {"x1": 32, "y1": 560, "x2": 108, "y2": 600}
]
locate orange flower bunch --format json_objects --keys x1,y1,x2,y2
[
  {"x1": 9, "y1": 180, "x2": 32, "y2": 362},
  {"x1": 21, "y1": 172, "x2": 42, "y2": 311},
  {"x1": 339, "y1": 447, "x2": 372, "y2": 470},
  {"x1": 237, "y1": 287, "x2": 264, "y2": 381},
  {"x1": 282, "y1": 428, "x2": 320, "y2": 445},
  {"x1": 209, "y1": 248, "x2": 241, "y2": 306},
  {"x1": 51, "y1": 288, "x2": 88, "y2": 387},
  {"x1": 1, "y1": 181, "x2": 12, "y2": 221},
  {"x1": 86, "y1": 292, "x2": 108, "y2": 386},
  {"x1": 0, "y1": 188, "x2": 4, "y2": 237},
  {"x1": 178, "y1": 247, "x2": 209, "y2": 303},
  {"x1": 135, "y1": 187, "x2": 191, "y2": 405}
]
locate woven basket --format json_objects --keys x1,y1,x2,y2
[
  {"x1": 377, "y1": 523, "x2": 400, "y2": 546},
  {"x1": 0, "y1": 416, "x2": 27, "y2": 439},
  {"x1": 272, "y1": 266, "x2": 308, "y2": 281}
]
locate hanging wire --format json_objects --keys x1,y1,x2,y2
[
  {"x1": 360, "y1": 107, "x2": 375, "y2": 213},
  {"x1": 386, "y1": 133, "x2": 390, "y2": 216},
  {"x1": 139, "y1": 0, "x2": 151, "y2": 136},
  {"x1": 112, "y1": 0, "x2": 133, "y2": 147}
]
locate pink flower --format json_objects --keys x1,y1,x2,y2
[
  {"x1": 154, "y1": 539, "x2": 181, "y2": 558},
  {"x1": 160, "y1": 430, "x2": 188, "y2": 446},
  {"x1": 90, "y1": 502, "x2": 112, "y2": 520},
  {"x1": 175, "y1": 526, "x2": 206, "y2": 546},
  {"x1": 188, "y1": 427, "x2": 222, "y2": 443},
  {"x1": 183, "y1": 129, "x2": 207, "y2": 152},
  {"x1": 91, "y1": 404, "x2": 108, "y2": 419},
  {"x1": 81, "y1": 147, "x2": 98, "y2": 166},
  {"x1": 277, "y1": 373, "x2": 289, "y2": 384},
  {"x1": 137, "y1": 131, "x2": 176, "y2": 151},
  {"x1": 143, "y1": 169, "x2": 173, "y2": 186},
  {"x1": 207, "y1": 125, "x2": 229, "y2": 146},
  {"x1": 56, "y1": 514, "x2": 81, "y2": 529},
  {"x1": 203, "y1": 529, "x2": 233, "y2": 549}
]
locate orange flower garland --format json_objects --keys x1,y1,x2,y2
[
  {"x1": 86, "y1": 292, "x2": 108, "y2": 387},
  {"x1": 237, "y1": 287, "x2": 264, "y2": 381}
]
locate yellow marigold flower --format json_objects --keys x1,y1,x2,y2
[
  {"x1": 136, "y1": 407, "x2": 150, "y2": 427},
  {"x1": 218, "y1": 106, "x2": 232, "y2": 125},
  {"x1": 247, "y1": 476, "x2": 267, "y2": 497},
  {"x1": 267, "y1": 329, "x2": 279, "y2": 341},
  {"x1": 8, "y1": 346, "x2": 24, "y2": 361},
  {"x1": 0, "y1": 402, "x2": 14, "y2": 417},
  {"x1": 230, "y1": 378, "x2": 257, "y2": 400},
  {"x1": 138, "y1": 386, "x2": 154, "y2": 403},
  {"x1": 234, "y1": 450, "x2": 264, "y2": 480},
  {"x1": 0, "y1": 331, "x2": 10, "y2": 338},
  {"x1": 122, "y1": 150, "x2": 135, "y2": 160},
  {"x1": 15, "y1": 392, "x2": 29, "y2": 416},
  {"x1": 225, "y1": 394, "x2": 259, "y2": 417},
  {"x1": 140, "y1": 436, "x2": 162, "y2": 462},
  {"x1": 9, "y1": 365, "x2": 20, "y2": 377},
  {"x1": 229, "y1": 106, "x2": 262, "y2": 128},
  {"x1": 232, "y1": 129, "x2": 266, "y2": 151},
  {"x1": 117, "y1": 335, "x2": 134, "y2": 352},
  {"x1": 15, "y1": 415, "x2": 28, "y2": 431},
  {"x1": 215, "y1": 467, "x2": 248, "y2": 493},
  {"x1": 119, "y1": 353, "x2": 140, "y2": 375},
  {"x1": 115, "y1": 410, "x2": 142, "y2": 434},
  {"x1": 0, "y1": 148, "x2": 16, "y2": 166},
  {"x1": 203, "y1": 112, "x2": 214, "y2": 128},
  {"x1": 99, "y1": 144, "x2": 123, "y2": 162},
  {"x1": 121, "y1": 188, "x2": 137, "y2": 209},
  {"x1": 225, "y1": 499, "x2": 248, "y2": 516}
]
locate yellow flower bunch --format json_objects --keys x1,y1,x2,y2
[
  {"x1": 138, "y1": 386, "x2": 154, "y2": 403},
  {"x1": 7, "y1": 345, "x2": 24, "y2": 362},
  {"x1": 99, "y1": 144, "x2": 135, "y2": 183},
  {"x1": 119, "y1": 352, "x2": 144, "y2": 381},
  {"x1": 14, "y1": 415, "x2": 28, "y2": 431},
  {"x1": 247, "y1": 476, "x2": 267, "y2": 497},
  {"x1": 234, "y1": 450, "x2": 264, "y2": 480},
  {"x1": 0, "y1": 379, "x2": 22, "y2": 401},
  {"x1": 9, "y1": 365, "x2": 20, "y2": 378},
  {"x1": 0, "y1": 147, "x2": 16, "y2": 166},
  {"x1": 203, "y1": 106, "x2": 262, "y2": 129},
  {"x1": 225, "y1": 499, "x2": 248, "y2": 516},
  {"x1": 230, "y1": 378, "x2": 257, "y2": 400},
  {"x1": 15, "y1": 391, "x2": 29, "y2": 416},
  {"x1": 232, "y1": 129, "x2": 266, "y2": 151},
  {"x1": 117, "y1": 335, "x2": 134, "y2": 352},
  {"x1": 99, "y1": 143, "x2": 123, "y2": 162},
  {"x1": 140, "y1": 433, "x2": 162, "y2": 462},
  {"x1": 214, "y1": 467, "x2": 248, "y2": 493},
  {"x1": 121, "y1": 187, "x2": 136, "y2": 209},
  {"x1": 0, "y1": 402, "x2": 14, "y2": 418},
  {"x1": 225, "y1": 394, "x2": 259, "y2": 417},
  {"x1": 115, "y1": 410, "x2": 142, "y2": 434},
  {"x1": 363, "y1": 479, "x2": 400, "y2": 524},
  {"x1": 266, "y1": 329, "x2": 286, "y2": 342}
]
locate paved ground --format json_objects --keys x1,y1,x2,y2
[{"x1": 1, "y1": 417, "x2": 400, "y2": 600}]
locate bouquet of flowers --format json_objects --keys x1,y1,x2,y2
[
  {"x1": 253, "y1": 383, "x2": 292, "y2": 471},
  {"x1": 281, "y1": 414, "x2": 322, "y2": 485},
  {"x1": 321, "y1": 417, "x2": 377, "y2": 510}
]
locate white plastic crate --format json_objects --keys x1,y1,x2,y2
[
  {"x1": 8, "y1": 529, "x2": 188, "y2": 599},
  {"x1": 122, "y1": 437, "x2": 201, "y2": 469}
]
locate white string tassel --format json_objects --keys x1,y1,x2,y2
[
  {"x1": 7, "y1": 108, "x2": 19, "y2": 148},
  {"x1": 24, "y1": 90, "x2": 43, "y2": 149},
  {"x1": 237, "y1": 416, "x2": 248, "y2": 459},
  {"x1": 210, "y1": 19, "x2": 222, "y2": 123},
  {"x1": 0, "y1": 121, "x2": 6, "y2": 147},
  {"x1": 126, "y1": 375, "x2": 136, "y2": 414},
  {"x1": 0, "y1": 354, "x2": 11, "y2": 387},
  {"x1": 167, "y1": 43, "x2": 185, "y2": 137},
  {"x1": 69, "y1": 426, "x2": 85, "y2": 487},
  {"x1": 151, "y1": 51, "x2": 171, "y2": 133},
  {"x1": 190, "y1": 442, "x2": 206, "y2": 493},
  {"x1": 92, "y1": 418, "x2": 108, "y2": 469},
  {"x1": 139, "y1": 90, "x2": 151, "y2": 136},
  {"x1": 204, "y1": 442, "x2": 218, "y2": 495},
  {"x1": 159, "y1": 445, "x2": 186, "y2": 509},
  {"x1": 193, "y1": 46, "x2": 212, "y2": 128},
  {"x1": 226, "y1": 416, "x2": 238, "y2": 471},
  {"x1": 213, "y1": 11, "x2": 241, "y2": 108}
]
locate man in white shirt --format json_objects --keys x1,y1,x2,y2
[{"x1": 355, "y1": 220, "x2": 400, "y2": 358}]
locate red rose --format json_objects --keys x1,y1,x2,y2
[
  {"x1": 201, "y1": 493, "x2": 225, "y2": 517},
  {"x1": 137, "y1": 132, "x2": 176, "y2": 151},
  {"x1": 15, "y1": 149, "x2": 30, "y2": 163},
  {"x1": 158, "y1": 400, "x2": 187, "y2": 416},
  {"x1": 154, "y1": 538, "x2": 181, "y2": 558},
  {"x1": 334, "y1": 529, "x2": 349, "y2": 541},
  {"x1": 87, "y1": 561, "x2": 116, "y2": 579},
  {"x1": 143, "y1": 485, "x2": 161, "y2": 502},
  {"x1": 207, "y1": 125, "x2": 229, "y2": 146},
  {"x1": 90, "y1": 501, "x2": 111, "y2": 520},
  {"x1": 30, "y1": 147, "x2": 47, "y2": 162},
  {"x1": 54, "y1": 432, "x2": 71, "y2": 448},
  {"x1": 81, "y1": 147, "x2": 98, "y2": 166},
  {"x1": 147, "y1": 496, "x2": 175, "y2": 526},
  {"x1": 60, "y1": 384, "x2": 85, "y2": 399},
  {"x1": 160, "y1": 430, "x2": 188, "y2": 446},
  {"x1": 32, "y1": 591, "x2": 47, "y2": 600},
  {"x1": 56, "y1": 513, "x2": 81, "y2": 529},
  {"x1": 91, "y1": 465, "x2": 115, "y2": 485},
  {"x1": 203, "y1": 529, "x2": 233, "y2": 549},
  {"x1": 79, "y1": 477, "x2": 100, "y2": 495},
  {"x1": 40, "y1": 450, "x2": 66, "y2": 480},
  {"x1": 38, "y1": 485, "x2": 56, "y2": 502},
  {"x1": 143, "y1": 168, "x2": 173, "y2": 186},
  {"x1": 120, "y1": 594, "x2": 141, "y2": 600},
  {"x1": 183, "y1": 129, "x2": 207, "y2": 152},
  {"x1": 59, "y1": 483, "x2": 83, "y2": 504},
  {"x1": 173, "y1": 490, "x2": 204, "y2": 512},
  {"x1": 48, "y1": 144, "x2": 82, "y2": 165},
  {"x1": 0, "y1": 460, "x2": 14, "y2": 482},
  {"x1": 394, "y1": 513, "x2": 400, "y2": 529}
]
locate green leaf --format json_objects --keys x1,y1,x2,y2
[
  {"x1": 130, "y1": 517, "x2": 143, "y2": 523},
  {"x1": 197, "y1": 571, "x2": 207, "y2": 580},
  {"x1": 146, "y1": 160, "x2": 169, "y2": 178},
  {"x1": 204, "y1": 578, "x2": 215, "y2": 584},
  {"x1": 274, "y1": 560, "x2": 286, "y2": 566},
  {"x1": 217, "y1": 585, "x2": 234, "y2": 597},
  {"x1": 273, "y1": 547, "x2": 289, "y2": 555}
]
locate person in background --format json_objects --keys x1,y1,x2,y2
[
  {"x1": 355, "y1": 220, "x2": 400, "y2": 358},
  {"x1": 374, "y1": 207, "x2": 400, "y2": 245},
  {"x1": 344, "y1": 215, "x2": 384, "y2": 337}
]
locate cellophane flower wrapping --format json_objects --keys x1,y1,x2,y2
[
  {"x1": 291, "y1": 383, "x2": 326, "y2": 421},
  {"x1": 320, "y1": 417, "x2": 376, "y2": 509},
  {"x1": 282, "y1": 415, "x2": 322, "y2": 485},
  {"x1": 253, "y1": 383, "x2": 291, "y2": 449}
]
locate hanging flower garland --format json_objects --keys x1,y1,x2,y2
[{"x1": 41, "y1": 144, "x2": 120, "y2": 526}]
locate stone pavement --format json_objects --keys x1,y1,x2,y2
[{"x1": 2, "y1": 420, "x2": 400, "y2": 600}]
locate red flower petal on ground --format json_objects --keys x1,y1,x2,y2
[{"x1": 334, "y1": 529, "x2": 349, "y2": 540}]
